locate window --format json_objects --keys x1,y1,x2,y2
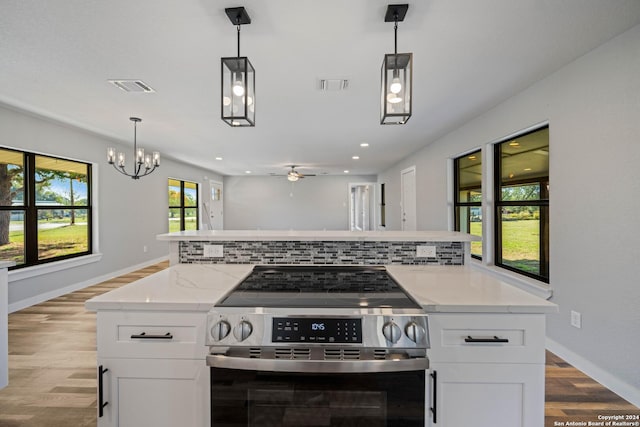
[
  {"x1": 494, "y1": 126, "x2": 549, "y2": 282},
  {"x1": 168, "y1": 179, "x2": 199, "y2": 232},
  {"x1": 454, "y1": 149, "x2": 482, "y2": 258},
  {"x1": 0, "y1": 147, "x2": 92, "y2": 269}
]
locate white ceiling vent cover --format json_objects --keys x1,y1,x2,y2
[
  {"x1": 108, "y1": 79, "x2": 155, "y2": 93},
  {"x1": 318, "y1": 79, "x2": 349, "y2": 91}
]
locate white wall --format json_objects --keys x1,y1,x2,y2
[
  {"x1": 224, "y1": 175, "x2": 376, "y2": 230},
  {"x1": 379, "y1": 25, "x2": 640, "y2": 402},
  {"x1": 0, "y1": 104, "x2": 222, "y2": 309}
]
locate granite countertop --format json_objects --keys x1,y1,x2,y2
[
  {"x1": 85, "y1": 264, "x2": 556, "y2": 314},
  {"x1": 156, "y1": 229, "x2": 481, "y2": 242}
]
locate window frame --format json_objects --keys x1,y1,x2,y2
[
  {"x1": 493, "y1": 125, "x2": 549, "y2": 283},
  {"x1": 168, "y1": 178, "x2": 199, "y2": 232},
  {"x1": 453, "y1": 149, "x2": 482, "y2": 260},
  {"x1": 0, "y1": 147, "x2": 93, "y2": 270}
]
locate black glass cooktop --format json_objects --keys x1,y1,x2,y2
[{"x1": 216, "y1": 265, "x2": 422, "y2": 309}]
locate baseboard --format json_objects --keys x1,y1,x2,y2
[
  {"x1": 546, "y1": 337, "x2": 640, "y2": 408},
  {"x1": 8, "y1": 256, "x2": 168, "y2": 313}
]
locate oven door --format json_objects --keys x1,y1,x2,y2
[{"x1": 210, "y1": 366, "x2": 426, "y2": 427}]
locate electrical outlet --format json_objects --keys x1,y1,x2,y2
[
  {"x1": 570, "y1": 310, "x2": 582, "y2": 329},
  {"x1": 416, "y1": 245, "x2": 436, "y2": 258},
  {"x1": 203, "y1": 244, "x2": 224, "y2": 258}
]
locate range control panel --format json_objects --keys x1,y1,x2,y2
[{"x1": 272, "y1": 317, "x2": 362, "y2": 344}]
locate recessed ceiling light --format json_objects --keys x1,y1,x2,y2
[
  {"x1": 360, "y1": 143, "x2": 369, "y2": 147},
  {"x1": 215, "y1": 157, "x2": 223, "y2": 161},
  {"x1": 509, "y1": 141, "x2": 520, "y2": 147},
  {"x1": 352, "y1": 156, "x2": 360, "y2": 160},
  {"x1": 468, "y1": 155, "x2": 476, "y2": 160},
  {"x1": 344, "y1": 170, "x2": 350, "y2": 174},
  {"x1": 245, "y1": 170, "x2": 252, "y2": 174},
  {"x1": 524, "y1": 167, "x2": 532, "y2": 171}
]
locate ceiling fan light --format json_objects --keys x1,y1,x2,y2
[{"x1": 287, "y1": 174, "x2": 299, "y2": 182}]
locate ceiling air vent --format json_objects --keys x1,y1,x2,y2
[
  {"x1": 318, "y1": 78, "x2": 349, "y2": 91},
  {"x1": 108, "y1": 79, "x2": 155, "y2": 93}
]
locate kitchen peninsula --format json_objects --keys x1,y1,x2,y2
[{"x1": 86, "y1": 230, "x2": 557, "y2": 427}]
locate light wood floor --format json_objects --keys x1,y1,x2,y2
[{"x1": 0, "y1": 261, "x2": 638, "y2": 427}]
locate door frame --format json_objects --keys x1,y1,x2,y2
[
  {"x1": 400, "y1": 166, "x2": 417, "y2": 231},
  {"x1": 348, "y1": 182, "x2": 376, "y2": 231}
]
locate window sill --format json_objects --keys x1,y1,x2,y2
[
  {"x1": 8, "y1": 253, "x2": 103, "y2": 282},
  {"x1": 469, "y1": 260, "x2": 553, "y2": 300}
]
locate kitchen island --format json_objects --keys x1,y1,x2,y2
[{"x1": 86, "y1": 263, "x2": 556, "y2": 427}]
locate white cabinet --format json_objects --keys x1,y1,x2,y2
[
  {"x1": 98, "y1": 358, "x2": 209, "y2": 427},
  {"x1": 426, "y1": 313, "x2": 546, "y2": 427},
  {"x1": 96, "y1": 311, "x2": 209, "y2": 427}
]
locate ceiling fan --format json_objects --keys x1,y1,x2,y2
[{"x1": 285, "y1": 165, "x2": 315, "y2": 182}]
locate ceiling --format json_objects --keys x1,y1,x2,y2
[{"x1": 2, "y1": 1, "x2": 640, "y2": 177}]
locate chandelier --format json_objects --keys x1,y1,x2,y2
[{"x1": 107, "y1": 117, "x2": 160, "y2": 179}]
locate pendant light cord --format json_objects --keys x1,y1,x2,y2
[
  {"x1": 394, "y1": 18, "x2": 398, "y2": 55},
  {"x1": 236, "y1": 21, "x2": 241, "y2": 57}
]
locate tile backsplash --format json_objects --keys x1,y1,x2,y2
[{"x1": 179, "y1": 240, "x2": 464, "y2": 265}]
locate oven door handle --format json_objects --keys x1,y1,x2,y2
[{"x1": 206, "y1": 354, "x2": 429, "y2": 373}]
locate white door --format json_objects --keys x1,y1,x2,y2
[
  {"x1": 401, "y1": 166, "x2": 416, "y2": 231},
  {"x1": 207, "y1": 180, "x2": 223, "y2": 230}
]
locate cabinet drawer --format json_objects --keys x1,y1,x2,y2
[
  {"x1": 97, "y1": 311, "x2": 207, "y2": 359},
  {"x1": 428, "y1": 314, "x2": 545, "y2": 364}
]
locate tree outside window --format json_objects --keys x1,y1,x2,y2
[
  {"x1": 168, "y1": 179, "x2": 198, "y2": 232},
  {"x1": 495, "y1": 126, "x2": 549, "y2": 282},
  {"x1": 0, "y1": 148, "x2": 91, "y2": 268},
  {"x1": 454, "y1": 150, "x2": 482, "y2": 258}
]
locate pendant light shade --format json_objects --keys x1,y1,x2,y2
[
  {"x1": 381, "y1": 4, "x2": 412, "y2": 125},
  {"x1": 222, "y1": 7, "x2": 255, "y2": 127}
]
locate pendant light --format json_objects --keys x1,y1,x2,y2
[
  {"x1": 221, "y1": 7, "x2": 255, "y2": 127},
  {"x1": 380, "y1": 4, "x2": 412, "y2": 125},
  {"x1": 107, "y1": 117, "x2": 160, "y2": 179}
]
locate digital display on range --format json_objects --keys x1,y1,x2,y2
[{"x1": 272, "y1": 317, "x2": 362, "y2": 343}]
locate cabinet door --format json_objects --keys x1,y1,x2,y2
[
  {"x1": 98, "y1": 358, "x2": 209, "y2": 427},
  {"x1": 427, "y1": 363, "x2": 544, "y2": 427}
]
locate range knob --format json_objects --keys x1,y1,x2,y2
[
  {"x1": 233, "y1": 320, "x2": 253, "y2": 342},
  {"x1": 210, "y1": 320, "x2": 231, "y2": 342},
  {"x1": 382, "y1": 321, "x2": 402, "y2": 343},
  {"x1": 405, "y1": 321, "x2": 426, "y2": 344}
]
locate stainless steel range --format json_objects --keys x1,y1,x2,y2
[{"x1": 206, "y1": 265, "x2": 429, "y2": 427}]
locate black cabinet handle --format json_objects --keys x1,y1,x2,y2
[
  {"x1": 98, "y1": 365, "x2": 109, "y2": 418},
  {"x1": 464, "y1": 335, "x2": 509, "y2": 343},
  {"x1": 130, "y1": 332, "x2": 173, "y2": 340},
  {"x1": 430, "y1": 370, "x2": 437, "y2": 424}
]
